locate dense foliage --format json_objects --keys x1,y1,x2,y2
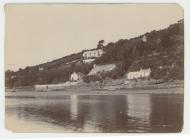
[{"x1": 95, "y1": 21, "x2": 184, "y2": 80}]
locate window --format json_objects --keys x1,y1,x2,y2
[{"x1": 85, "y1": 53, "x2": 87, "y2": 58}]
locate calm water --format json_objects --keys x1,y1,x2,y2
[{"x1": 5, "y1": 92, "x2": 183, "y2": 133}]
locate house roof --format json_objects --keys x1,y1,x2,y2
[
  {"x1": 83, "y1": 48, "x2": 103, "y2": 53},
  {"x1": 72, "y1": 72, "x2": 84, "y2": 75},
  {"x1": 88, "y1": 64, "x2": 116, "y2": 75},
  {"x1": 128, "y1": 61, "x2": 151, "y2": 72}
]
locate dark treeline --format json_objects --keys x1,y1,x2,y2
[
  {"x1": 95, "y1": 20, "x2": 184, "y2": 79},
  {"x1": 5, "y1": 20, "x2": 184, "y2": 88}
]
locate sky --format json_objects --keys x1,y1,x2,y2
[{"x1": 5, "y1": 4, "x2": 183, "y2": 71}]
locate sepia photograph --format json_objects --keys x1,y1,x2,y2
[{"x1": 4, "y1": 3, "x2": 184, "y2": 133}]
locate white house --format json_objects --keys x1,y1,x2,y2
[
  {"x1": 83, "y1": 59, "x2": 96, "y2": 63},
  {"x1": 83, "y1": 49, "x2": 104, "y2": 63},
  {"x1": 127, "y1": 68, "x2": 151, "y2": 80},
  {"x1": 11, "y1": 75, "x2": 16, "y2": 79},
  {"x1": 70, "y1": 72, "x2": 84, "y2": 82},
  {"x1": 39, "y1": 67, "x2": 44, "y2": 71},
  {"x1": 141, "y1": 35, "x2": 147, "y2": 42}
]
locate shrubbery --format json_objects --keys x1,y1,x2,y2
[{"x1": 83, "y1": 75, "x2": 100, "y2": 83}]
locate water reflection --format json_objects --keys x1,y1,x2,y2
[
  {"x1": 126, "y1": 94, "x2": 152, "y2": 132},
  {"x1": 5, "y1": 93, "x2": 183, "y2": 132},
  {"x1": 127, "y1": 94, "x2": 151, "y2": 119},
  {"x1": 70, "y1": 95, "x2": 78, "y2": 121}
]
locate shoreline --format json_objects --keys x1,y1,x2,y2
[
  {"x1": 5, "y1": 86, "x2": 183, "y2": 98},
  {"x1": 5, "y1": 80, "x2": 184, "y2": 97}
]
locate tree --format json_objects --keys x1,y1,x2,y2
[{"x1": 97, "y1": 40, "x2": 105, "y2": 49}]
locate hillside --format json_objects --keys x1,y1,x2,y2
[{"x1": 5, "y1": 20, "x2": 184, "y2": 88}]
